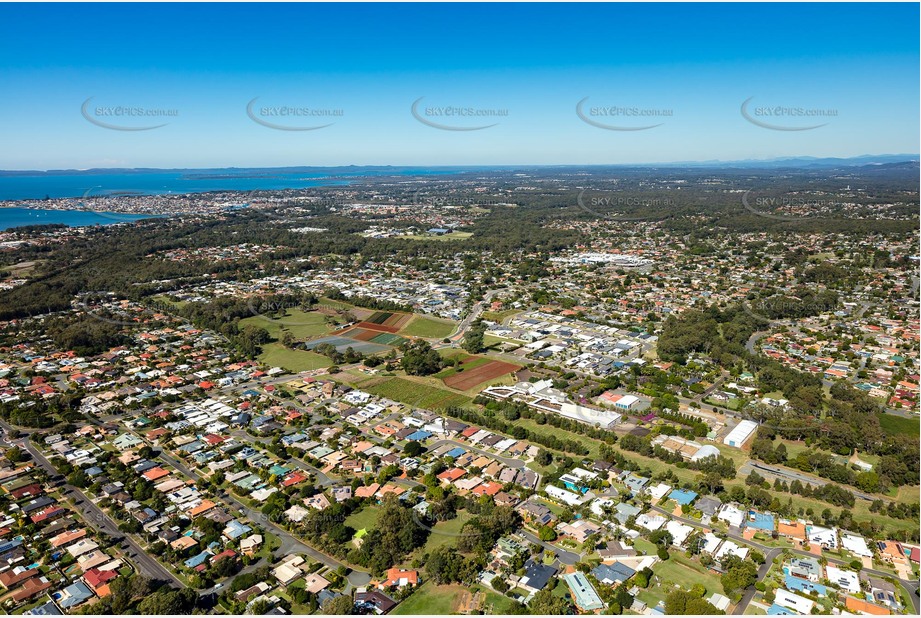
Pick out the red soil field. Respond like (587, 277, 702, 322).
(443, 360, 520, 390)
(356, 321, 400, 333)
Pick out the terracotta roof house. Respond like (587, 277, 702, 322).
(778, 520, 807, 541)
(0, 567, 39, 589)
(379, 568, 418, 589)
(845, 596, 890, 615)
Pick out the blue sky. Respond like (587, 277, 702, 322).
(0, 3, 917, 169)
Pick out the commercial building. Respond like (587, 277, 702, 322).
(723, 420, 757, 448)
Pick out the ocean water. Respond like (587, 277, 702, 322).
(0, 207, 158, 231)
(0, 171, 341, 200)
(0, 167, 467, 230)
(0, 167, 463, 200)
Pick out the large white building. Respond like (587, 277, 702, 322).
(723, 420, 758, 448)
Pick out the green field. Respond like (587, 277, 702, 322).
(434, 356, 491, 379)
(345, 505, 380, 532)
(258, 342, 332, 372)
(654, 553, 724, 596)
(241, 308, 333, 340)
(400, 231, 473, 242)
(420, 511, 474, 554)
(364, 377, 473, 410)
(482, 309, 522, 323)
(402, 315, 457, 339)
(392, 582, 466, 614)
(877, 413, 919, 437)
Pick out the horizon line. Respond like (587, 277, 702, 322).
(2, 153, 919, 174)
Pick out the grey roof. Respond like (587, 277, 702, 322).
(521, 559, 557, 591)
(592, 561, 636, 584)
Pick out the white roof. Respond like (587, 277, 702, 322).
(636, 513, 667, 531)
(825, 566, 861, 593)
(775, 590, 814, 614)
(723, 420, 758, 446)
(664, 520, 693, 546)
(840, 533, 872, 557)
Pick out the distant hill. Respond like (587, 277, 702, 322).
(0, 155, 917, 176)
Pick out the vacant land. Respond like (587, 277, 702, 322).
(258, 343, 332, 372)
(240, 308, 332, 340)
(392, 583, 466, 615)
(435, 355, 492, 379)
(877, 412, 919, 436)
(443, 358, 520, 390)
(402, 315, 457, 339)
(345, 505, 380, 532)
(363, 377, 474, 410)
(400, 231, 473, 242)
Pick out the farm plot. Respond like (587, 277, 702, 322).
(370, 332, 407, 346)
(364, 377, 473, 410)
(303, 335, 390, 355)
(442, 358, 520, 390)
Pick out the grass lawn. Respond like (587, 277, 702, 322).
(151, 294, 188, 309)
(401, 315, 457, 339)
(632, 538, 658, 556)
(653, 553, 724, 596)
(391, 582, 465, 614)
(258, 342, 332, 372)
(481, 588, 521, 613)
(482, 309, 523, 323)
(484, 334, 524, 347)
(240, 308, 332, 340)
(420, 511, 474, 553)
(363, 376, 473, 410)
(877, 413, 919, 437)
(345, 505, 380, 532)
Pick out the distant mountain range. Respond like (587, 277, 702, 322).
(0, 155, 917, 175)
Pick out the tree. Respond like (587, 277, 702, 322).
(400, 340, 444, 376)
(535, 449, 553, 467)
(721, 555, 758, 595)
(137, 590, 185, 615)
(529, 587, 572, 615)
(538, 525, 558, 542)
(425, 545, 468, 584)
(665, 590, 724, 615)
(321, 595, 354, 615)
(403, 441, 424, 457)
(462, 320, 487, 354)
